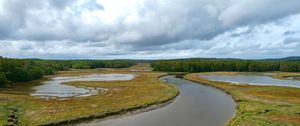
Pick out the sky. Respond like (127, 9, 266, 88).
(0, 0, 300, 59)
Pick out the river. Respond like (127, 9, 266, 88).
(79, 75, 236, 126)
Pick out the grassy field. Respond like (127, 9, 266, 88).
(185, 72, 300, 126)
(0, 68, 178, 125)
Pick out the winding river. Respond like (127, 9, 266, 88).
(79, 75, 236, 126)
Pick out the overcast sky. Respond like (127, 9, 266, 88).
(0, 0, 300, 59)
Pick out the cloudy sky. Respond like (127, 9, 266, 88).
(0, 0, 300, 59)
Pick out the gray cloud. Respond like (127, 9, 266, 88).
(283, 31, 299, 36)
(0, 0, 300, 59)
(49, 0, 75, 9)
(218, 0, 300, 27)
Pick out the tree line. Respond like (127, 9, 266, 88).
(0, 57, 133, 87)
(152, 59, 300, 73)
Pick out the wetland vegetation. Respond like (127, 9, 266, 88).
(1, 57, 300, 126)
(0, 66, 178, 125)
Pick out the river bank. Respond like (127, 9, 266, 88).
(185, 72, 300, 126)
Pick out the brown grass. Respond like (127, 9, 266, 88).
(0, 68, 178, 125)
(272, 72, 300, 81)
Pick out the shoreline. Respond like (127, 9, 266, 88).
(74, 92, 178, 126)
(41, 80, 179, 126)
(78, 74, 236, 126)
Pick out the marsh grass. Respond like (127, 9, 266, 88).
(185, 72, 300, 126)
(272, 72, 300, 81)
(0, 68, 178, 125)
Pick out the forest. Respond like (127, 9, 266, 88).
(152, 59, 300, 73)
(2, 57, 300, 87)
(0, 57, 133, 87)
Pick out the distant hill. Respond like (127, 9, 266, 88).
(2, 56, 300, 61)
(265, 56, 300, 61)
(279, 56, 300, 61)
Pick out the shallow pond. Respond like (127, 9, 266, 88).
(201, 74, 300, 88)
(80, 75, 236, 126)
(31, 74, 135, 98)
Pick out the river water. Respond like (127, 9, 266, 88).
(80, 75, 236, 126)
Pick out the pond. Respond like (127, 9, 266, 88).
(201, 73, 300, 88)
(79, 75, 236, 126)
(30, 74, 136, 99)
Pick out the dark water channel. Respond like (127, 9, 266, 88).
(80, 75, 236, 126)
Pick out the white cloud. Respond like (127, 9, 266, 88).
(0, 0, 300, 59)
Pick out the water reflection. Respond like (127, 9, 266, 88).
(31, 74, 135, 98)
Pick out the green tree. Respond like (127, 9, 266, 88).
(0, 72, 8, 87)
(29, 67, 44, 79)
(6, 68, 33, 82)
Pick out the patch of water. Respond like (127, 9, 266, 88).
(30, 74, 135, 99)
(201, 74, 300, 88)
